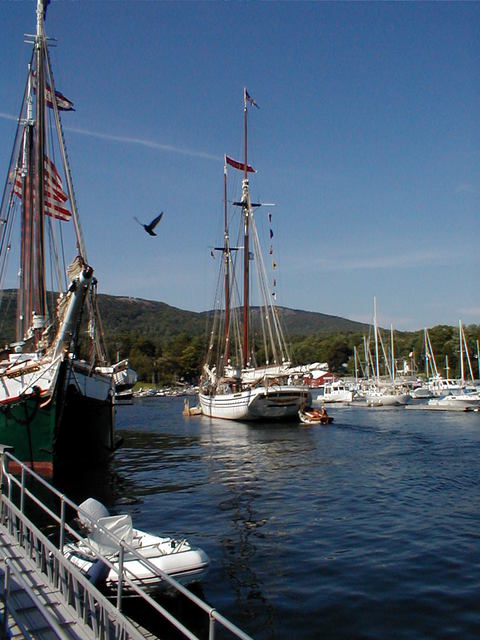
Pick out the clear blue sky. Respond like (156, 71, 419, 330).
(1, 1, 478, 331)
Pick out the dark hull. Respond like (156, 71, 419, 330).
(0, 392, 56, 475)
(0, 362, 115, 477)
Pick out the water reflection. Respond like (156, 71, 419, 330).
(49, 398, 480, 639)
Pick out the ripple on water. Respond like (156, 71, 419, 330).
(84, 400, 480, 639)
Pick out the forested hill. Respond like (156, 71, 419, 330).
(0, 289, 368, 343)
(97, 294, 370, 338)
(1, 290, 478, 383)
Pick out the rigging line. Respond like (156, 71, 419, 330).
(251, 215, 290, 364)
(251, 220, 274, 365)
(377, 329, 392, 380)
(44, 88, 68, 292)
(88, 285, 109, 364)
(0, 205, 18, 291)
(205, 255, 225, 370)
(44, 46, 87, 262)
(45, 116, 65, 294)
(251, 219, 274, 364)
(0, 55, 33, 227)
(229, 230, 244, 367)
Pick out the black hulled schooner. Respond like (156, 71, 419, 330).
(0, 0, 124, 476)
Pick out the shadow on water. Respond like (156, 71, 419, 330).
(120, 583, 211, 640)
(53, 459, 141, 511)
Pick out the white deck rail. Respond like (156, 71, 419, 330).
(0, 446, 253, 640)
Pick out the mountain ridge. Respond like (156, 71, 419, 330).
(0, 290, 370, 342)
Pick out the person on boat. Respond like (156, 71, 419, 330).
(319, 405, 328, 418)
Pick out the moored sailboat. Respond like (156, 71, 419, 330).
(199, 90, 310, 420)
(0, 0, 120, 476)
(363, 298, 410, 406)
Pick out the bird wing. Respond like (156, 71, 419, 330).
(149, 211, 163, 229)
(133, 216, 144, 227)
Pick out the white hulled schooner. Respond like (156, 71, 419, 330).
(199, 90, 310, 420)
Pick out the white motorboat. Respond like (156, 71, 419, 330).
(427, 394, 479, 412)
(428, 377, 464, 397)
(410, 386, 434, 399)
(365, 386, 410, 407)
(312, 380, 353, 404)
(64, 499, 210, 594)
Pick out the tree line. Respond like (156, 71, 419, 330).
(104, 324, 480, 386)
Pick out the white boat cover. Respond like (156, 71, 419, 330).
(77, 497, 110, 527)
(88, 514, 134, 555)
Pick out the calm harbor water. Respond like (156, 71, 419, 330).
(61, 398, 480, 639)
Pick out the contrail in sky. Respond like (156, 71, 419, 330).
(0, 112, 219, 162)
(66, 126, 220, 161)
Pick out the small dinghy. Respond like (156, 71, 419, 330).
(299, 407, 334, 425)
(63, 498, 210, 594)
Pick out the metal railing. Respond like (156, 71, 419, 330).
(0, 446, 253, 640)
(1, 553, 77, 640)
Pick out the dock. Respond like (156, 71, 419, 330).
(405, 404, 478, 412)
(0, 446, 253, 640)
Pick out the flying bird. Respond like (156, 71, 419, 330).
(134, 212, 163, 236)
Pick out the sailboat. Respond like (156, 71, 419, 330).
(0, 0, 121, 476)
(199, 90, 311, 420)
(363, 298, 410, 407)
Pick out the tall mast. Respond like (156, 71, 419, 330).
(373, 297, 380, 382)
(424, 328, 429, 378)
(459, 319, 465, 383)
(34, 0, 47, 320)
(477, 340, 480, 380)
(390, 324, 395, 382)
(17, 75, 35, 342)
(223, 160, 230, 364)
(242, 88, 250, 368)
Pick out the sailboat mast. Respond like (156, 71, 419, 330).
(34, 0, 47, 321)
(223, 161, 230, 363)
(242, 88, 250, 368)
(17, 81, 35, 342)
(477, 340, 480, 380)
(373, 297, 380, 382)
(459, 319, 465, 383)
(390, 324, 395, 382)
(423, 327, 430, 381)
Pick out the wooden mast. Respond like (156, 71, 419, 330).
(17, 79, 35, 342)
(33, 0, 47, 323)
(242, 88, 250, 369)
(223, 160, 230, 365)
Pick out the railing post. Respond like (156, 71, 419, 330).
(20, 467, 25, 514)
(59, 496, 66, 551)
(116, 542, 124, 611)
(0, 446, 14, 503)
(209, 610, 216, 640)
(3, 560, 11, 638)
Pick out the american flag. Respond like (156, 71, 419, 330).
(13, 156, 71, 222)
(245, 90, 259, 109)
(32, 72, 74, 111)
(45, 86, 75, 111)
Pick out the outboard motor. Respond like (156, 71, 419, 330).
(77, 497, 110, 529)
